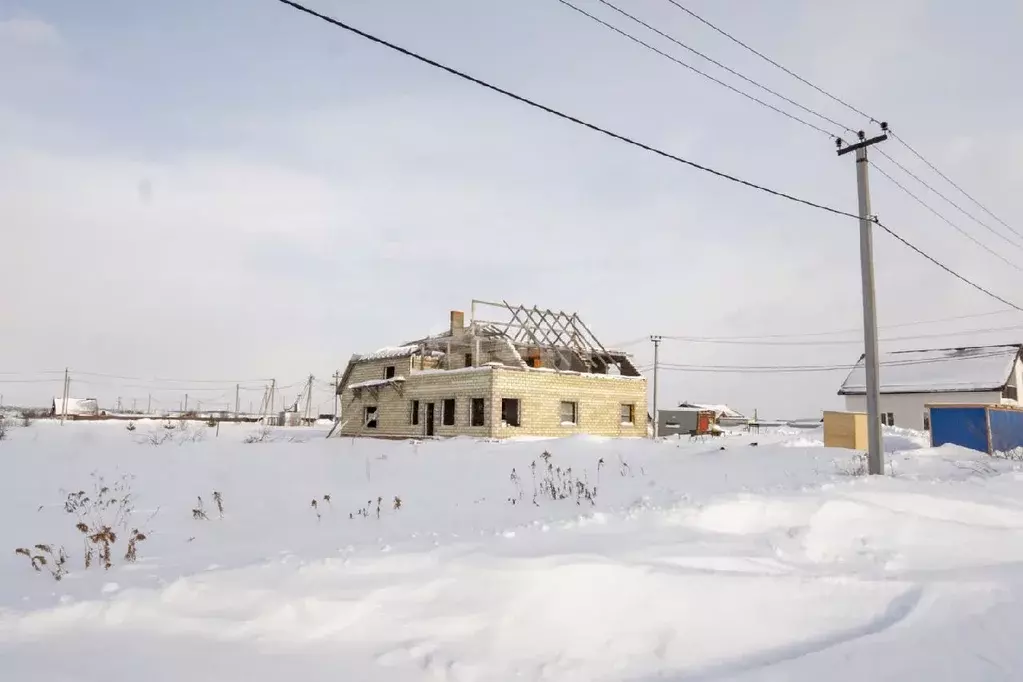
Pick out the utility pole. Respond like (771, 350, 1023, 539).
(184, 393, 189, 414)
(304, 374, 314, 422)
(269, 379, 277, 421)
(838, 126, 888, 475)
(132, 398, 137, 413)
(147, 393, 151, 415)
(235, 384, 240, 417)
(61, 368, 69, 425)
(650, 335, 662, 439)
(332, 369, 342, 421)
(116, 397, 122, 413)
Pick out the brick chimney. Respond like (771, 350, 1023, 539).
(450, 310, 465, 336)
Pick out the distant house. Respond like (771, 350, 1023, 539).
(52, 397, 100, 418)
(838, 344, 1023, 431)
(336, 301, 647, 439)
(677, 401, 748, 427)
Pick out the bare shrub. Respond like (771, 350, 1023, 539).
(143, 430, 174, 446)
(192, 496, 209, 520)
(212, 491, 224, 518)
(15, 545, 68, 581)
(836, 452, 868, 477)
(993, 448, 1023, 462)
(516, 451, 597, 507)
(508, 468, 523, 505)
(348, 495, 401, 519)
(176, 422, 205, 444)
(126, 421, 137, 432)
(244, 426, 274, 444)
(311, 499, 320, 521)
(0, 419, 6, 441)
(124, 528, 147, 563)
(58, 473, 152, 573)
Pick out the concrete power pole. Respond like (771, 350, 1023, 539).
(332, 370, 342, 421)
(60, 368, 69, 425)
(304, 374, 314, 422)
(650, 335, 662, 439)
(235, 384, 240, 417)
(147, 394, 151, 415)
(838, 127, 888, 475)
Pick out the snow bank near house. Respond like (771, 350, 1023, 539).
(1, 421, 1022, 680)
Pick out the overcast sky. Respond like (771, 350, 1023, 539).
(3, 0, 1023, 417)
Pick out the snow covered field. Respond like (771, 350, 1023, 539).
(2, 420, 1023, 681)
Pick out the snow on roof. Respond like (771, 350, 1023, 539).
(839, 344, 1021, 395)
(348, 377, 407, 390)
(678, 402, 745, 418)
(525, 367, 645, 381)
(356, 346, 421, 362)
(52, 398, 99, 415)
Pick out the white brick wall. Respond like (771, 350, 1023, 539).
(339, 362, 647, 439)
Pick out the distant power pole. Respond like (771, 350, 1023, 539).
(60, 368, 70, 425)
(184, 393, 189, 414)
(235, 384, 240, 416)
(837, 126, 888, 475)
(132, 398, 137, 413)
(332, 369, 342, 421)
(304, 374, 314, 421)
(650, 336, 662, 439)
(147, 394, 151, 415)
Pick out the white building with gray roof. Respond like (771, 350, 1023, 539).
(838, 344, 1023, 431)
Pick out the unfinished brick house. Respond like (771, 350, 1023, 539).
(335, 301, 647, 439)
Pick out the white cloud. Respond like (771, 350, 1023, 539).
(0, 18, 61, 48)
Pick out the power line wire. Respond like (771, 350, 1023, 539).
(551, 1, 829, 139)
(649, 309, 1020, 342)
(656, 349, 1014, 374)
(273, 0, 858, 220)
(274, 0, 1023, 318)
(870, 161, 1023, 273)
(0, 378, 64, 384)
(74, 371, 270, 384)
(662, 322, 1023, 346)
(890, 132, 1022, 241)
(660, 0, 880, 125)
(873, 217, 1023, 313)
(564, 0, 856, 137)
(659, 0, 1021, 250)
(875, 148, 1023, 251)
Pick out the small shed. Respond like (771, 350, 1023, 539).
(928, 403, 1023, 455)
(823, 410, 868, 450)
(52, 397, 100, 418)
(658, 408, 715, 436)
